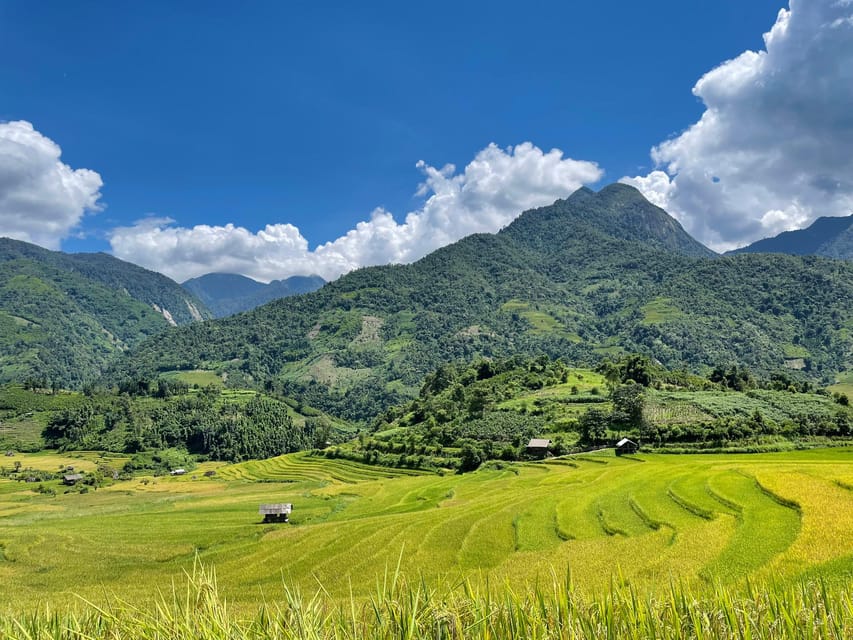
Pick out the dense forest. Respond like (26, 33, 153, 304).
(0, 382, 342, 465)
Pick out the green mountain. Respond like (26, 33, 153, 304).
(182, 272, 325, 318)
(109, 184, 853, 423)
(728, 214, 853, 259)
(0, 237, 212, 388)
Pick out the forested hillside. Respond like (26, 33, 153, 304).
(0, 238, 211, 388)
(108, 184, 853, 423)
(332, 354, 851, 472)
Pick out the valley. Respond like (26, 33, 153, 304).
(0, 186, 851, 637)
(5, 1, 853, 634)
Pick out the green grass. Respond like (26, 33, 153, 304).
(500, 299, 581, 339)
(0, 449, 852, 613)
(829, 370, 853, 398)
(782, 344, 811, 359)
(0, 416, 44, 451)
(218, 451, 425, 483)
(281, 354, 372, 390)
(162, 369, 223, 387)
(497, 368, 607, 412)
(641, 296, 683, 324)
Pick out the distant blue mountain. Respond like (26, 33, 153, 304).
(182, 272, 325, 318)
(728, 214, 853, 259)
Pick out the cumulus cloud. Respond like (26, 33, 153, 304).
(622, 0, 853, 251)
(0, 121, 103, 249)
(110, 142, 602, 282)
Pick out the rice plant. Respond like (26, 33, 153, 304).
(2, 562, 852, 639)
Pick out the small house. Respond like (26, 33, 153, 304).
(5, 450, 15, 457)
(63, 473, 83, 485)
(615, 438, 639, 456)
(170, 468, 187, 476)
(526, 438, 552, 458)
(259, 503, 292, 524)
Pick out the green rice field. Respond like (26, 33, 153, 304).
(1, 448, 852, 613)
(830, 370, 853, 398)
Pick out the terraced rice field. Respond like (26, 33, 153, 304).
(218, 451, 425, 483)
(0, 448, 852, 611)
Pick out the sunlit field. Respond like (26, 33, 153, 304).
(1, 449, 852, 614)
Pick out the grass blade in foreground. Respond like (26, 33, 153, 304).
(2, 563, 852, 639)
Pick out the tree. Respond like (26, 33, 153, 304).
(466, 388, 489, 419)
(578, 409, 609, 445)
(599, 360, 622, 392)
(622, 355, 654, 387)
(710, 364, 754, 391)
(610, 382, 645, 429)
(459, 442, 485, 472)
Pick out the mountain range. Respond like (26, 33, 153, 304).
(182, 273, 325, 318)
(730, 214, 853, 259)
(0, 238, 212, 388)
(106, 184, 853, 422)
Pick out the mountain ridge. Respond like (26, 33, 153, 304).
(108, 185, 853, 423)
(0, 237, 212, 387)
(182, 272, 326, 318)
(728, 214, 853, 259)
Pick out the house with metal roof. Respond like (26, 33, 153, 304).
(526, 438, 552, 458)
(615, 437, 639, 455)
(259, 503, 292, 523)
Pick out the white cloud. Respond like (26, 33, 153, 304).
(622, 0, 853, 251)
(110, 142, 602, 282)
(0, 121, 103, 249)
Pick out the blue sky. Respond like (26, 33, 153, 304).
(1, 1, 852, 281)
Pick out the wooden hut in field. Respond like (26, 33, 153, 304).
(615, 438, 639, 456)
(170, 468, 187, 476)
(63, 473, 83, 485)
(259, 503, 292, 523)
(526, 438, 552, 458)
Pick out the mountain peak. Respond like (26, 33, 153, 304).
(597, 182, 644, 199)
(504, 183, 715, 258)
(566, 186, 596, 201)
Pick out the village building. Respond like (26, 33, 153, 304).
(615, 438, 639, 455)
(63, 473, 83, 485)
(526, 438, 552, 458)
(259, 503, 292, 523)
